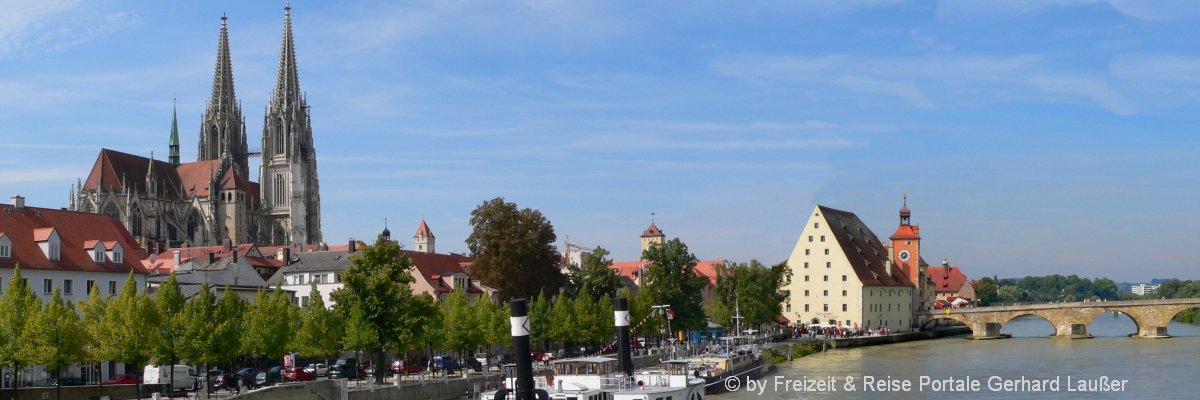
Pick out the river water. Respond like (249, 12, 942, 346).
(722, 314, 1200, 399)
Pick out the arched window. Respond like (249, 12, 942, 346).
(102, 202, 120, 220)
(129, 205, 143, 236)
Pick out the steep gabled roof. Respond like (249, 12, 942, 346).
(640, 222, 664, 238)
(83, 149, 182, 196)
(929, 265, 971, 293)
(414, 220, 434, 238)
(818, 205, 909, 286)
(0, 203, 148, 273)
(405, 250, 478, 293)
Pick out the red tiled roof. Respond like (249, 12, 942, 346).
(890, 225, 920, 240)
(610, 259, 724, 285)
(414, 220, 434, 238)
(0, 203, 148, 273)
(83, 149, 182, 195)
(640, 222, 664, 238)
(928, 265, 970, 293)
(818, 205, 910, 286)
(176, 160, 221, 198)
(403, 250, 478, 293)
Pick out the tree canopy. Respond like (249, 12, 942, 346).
(710, 260, 788, 327)
(294, 283, 344, 360)
(466, 197, 564, 301)
(331, 235, 432, 383)
(566, 246, 621, 301)
(640, 238, 708, 331)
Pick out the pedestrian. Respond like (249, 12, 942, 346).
(236, 374, 244, 394)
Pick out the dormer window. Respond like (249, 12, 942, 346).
(0, 233, 11, 259)
(453, 275, 468, 289)
(92, 241, 106, 264)
(111, 243, 123, 264)
(34, 228, 60, 262)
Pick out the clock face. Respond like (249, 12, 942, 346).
(898, 250, 911, 262)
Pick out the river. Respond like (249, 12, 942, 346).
(723, 314, 1200, 399)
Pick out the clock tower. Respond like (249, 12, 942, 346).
(889, 193, 922, 285)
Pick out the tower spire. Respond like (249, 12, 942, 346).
(272, 2, 302, 113)
(198, 12, 248, 178)
(169, 98, 180, 166)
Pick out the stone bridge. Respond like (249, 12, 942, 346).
(916, 298, 1200, 339)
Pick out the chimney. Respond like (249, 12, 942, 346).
(223, 238, 233, 252)
(11, 195, 25, 211)
(885, 259, 893, 278)
(173, 251, 182, 268)
(278, 247, 291, 265)
(232, 249, 238, 263)
(348, 239, 357, 254)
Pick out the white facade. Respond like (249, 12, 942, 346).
(782, 205, 915, 331)
(1131, 283, 1160, 296)
(282, 270, 341, 307)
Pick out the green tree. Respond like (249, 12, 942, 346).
(331, 235, 435, 384)
(713, 260, 787, 327)
(19, 287, 85, 391)
(439, 287, 483, 360)
(178, 282, 215, 368)
(212, 285, 245, 368)
(566, 246, 621, 301)
(151, 273, 186, 382)
(473, 296, 507, 368)
(529, 291, 552, 348)
(0, 265, 40, 389)
(78, 284, 109, 376)
(466, 197, 564, 301)
(98, 271, 158, 372)
(974, 277, 998, 306)
(242, 285, 295, 361)
(294, 283, 344, 362)
(640, 238, 708, 331)
(702, 294, 732, 328)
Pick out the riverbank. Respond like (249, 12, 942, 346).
(763, 326, 971, 362)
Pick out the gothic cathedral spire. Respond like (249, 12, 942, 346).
(261, 3, 322, 245)
(198, 13, 249, 179)
(169, 98, 180, 166)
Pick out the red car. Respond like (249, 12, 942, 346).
(103, 374, 142, 385)
(282, 367, 316, 382)
(390, 361, 422, 375)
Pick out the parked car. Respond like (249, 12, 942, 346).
(361, 362, 376, 376)
(282, 367, 316, 382)
(430, 356, 461, 373)
(390, 360, 423, 375)
(262, 366, 284, 386)
(464, 358, 483, 373)
(103, 373, 143, 385)
(328, 363, 364, 379)
(303, 363, 328, 377)
(234, 368, 265, 389)
(58, 377, 87, 386)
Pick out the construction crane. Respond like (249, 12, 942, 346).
(563, 236, 593, 269)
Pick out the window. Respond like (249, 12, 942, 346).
(808, 236, 813, 242)
(823, 275, 829, 282)
(44, 279, 52, 294)
(842, 290, 847, 296)
(823, 304, 829, 312)
(94, 248, 105, 263)
(822, 290, 828, 297)
(86, 280, 95, 294)
(804, 304, 810, 312)
(814, 223, 820, 229)
(826, 262, 831, 268)
(786, 304, 791, 312)
(820, 235, 825, 242)
(113, 248, 123, 264)
(842, 304, 847, 312)
(334, 273, 340, 283)
(824, 249, 829, 255)
(312, 274, 324, 284)
(842, 275, 847, 281)
(805, 249, 810, 255)
(0, 235, 9, 258)
(300, 296, 310, 307)
(804, 262, 809, 269)
(804, 290, 809, 297)
(804, 275, 809, 282)
(50, 242, 61, 261)
(109, 281, 117, 295)
(64, 280, 73, 295)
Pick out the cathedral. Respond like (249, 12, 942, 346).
(71, 6, 322, 249)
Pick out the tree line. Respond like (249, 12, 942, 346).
(973, 274, 1120, 305)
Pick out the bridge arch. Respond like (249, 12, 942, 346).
(1086, 310, 1140, 337)
(1000, 313, 1056, 338)
(1168, 307, 1200, 337)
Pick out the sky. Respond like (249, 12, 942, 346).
(1, 0, 1198, 282)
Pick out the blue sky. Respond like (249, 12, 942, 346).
(2, 0, 1198, 282)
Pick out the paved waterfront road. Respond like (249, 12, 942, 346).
(725, 315, 1200, 399)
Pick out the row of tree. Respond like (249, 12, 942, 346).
(974, 274, 1120, 305)
(1146, 280, 1200, 323)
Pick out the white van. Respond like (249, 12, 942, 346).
(144, 364, 196, 391)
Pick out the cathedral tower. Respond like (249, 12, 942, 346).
(260, 4, 322, 245)
(640, 220, 665, 255)
(197, 14, 249, 179)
